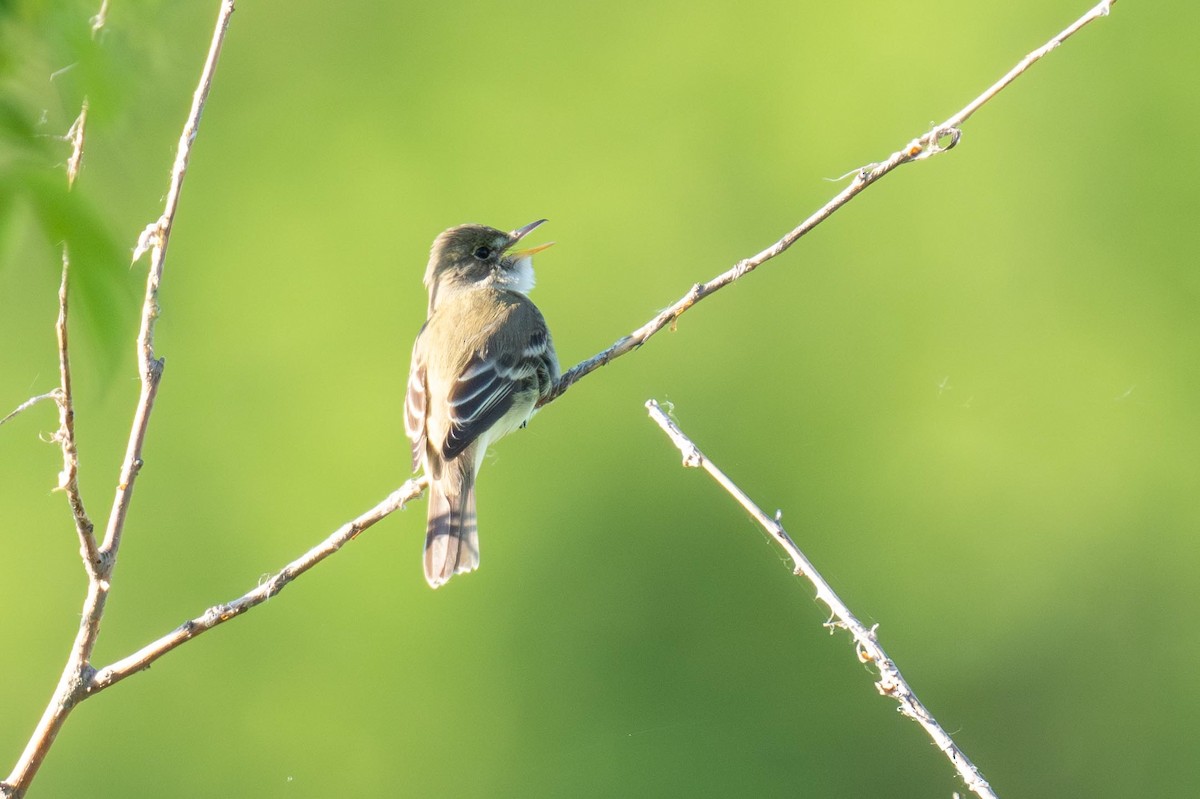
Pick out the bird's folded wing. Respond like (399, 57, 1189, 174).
(442, 350, 524, 461)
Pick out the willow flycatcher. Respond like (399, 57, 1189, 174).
(405, 219, 559, 588)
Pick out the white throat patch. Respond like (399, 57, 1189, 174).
(506, 256, 537, 295)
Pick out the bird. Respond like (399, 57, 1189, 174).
(404, 219, 559, 588)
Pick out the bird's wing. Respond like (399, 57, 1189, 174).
(442, 313, 553, 462)
(404, 325, 429, 472)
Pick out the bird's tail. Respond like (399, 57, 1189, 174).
(424, 463, 479, 589)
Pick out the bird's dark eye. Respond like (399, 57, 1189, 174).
(472, 246, 491, 261)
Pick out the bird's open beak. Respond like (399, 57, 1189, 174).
(508, 218, 555, 258)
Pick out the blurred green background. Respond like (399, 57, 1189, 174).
(2, 0, 1197, 796)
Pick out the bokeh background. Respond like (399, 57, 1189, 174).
(2, 1, 1197, 796)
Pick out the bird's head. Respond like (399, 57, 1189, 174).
(424, 219, 554, 311)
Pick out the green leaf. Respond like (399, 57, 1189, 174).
(17, 167, 134, 375)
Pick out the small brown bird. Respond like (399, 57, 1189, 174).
(404, 220, 559, 588)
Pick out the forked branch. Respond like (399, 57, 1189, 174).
(2, 2, 236, 796)
(89, 478, 426, 692)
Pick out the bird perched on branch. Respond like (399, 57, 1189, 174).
(405, 220, 559, 588)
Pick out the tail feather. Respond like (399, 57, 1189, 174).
(424, 466, 479, 589)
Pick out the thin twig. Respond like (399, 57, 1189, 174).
(90, 0, 109, 39)
(2, 4, 236, 796)
(542, 0, 1116, 406)
(119, 0, 234, 556)
(52, 247, 99, 570)
(89, 478, 427, 692)
(0, 393, 58, 428)
(943, 0, 1116, 130)
(645, 400, 998, 799)
(64, 101, 87, 189)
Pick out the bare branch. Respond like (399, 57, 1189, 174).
(543, 0, 1117, 406)
(116, 0, 235, 557)
(943, 0, 1116, 131)
(52, 247, 99, 570)
(3, 3, 237, 796)
(90, 478, 427, 692)
(645, 400, 998, 799)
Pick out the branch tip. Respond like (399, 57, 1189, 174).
(645, 402, 998, 798)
